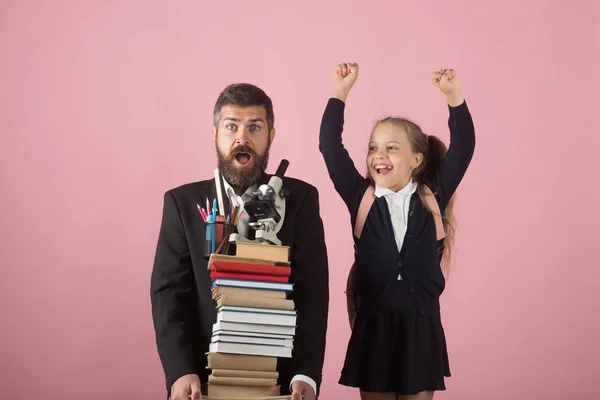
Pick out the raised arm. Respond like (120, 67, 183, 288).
(318, 63, 369, 218)
(430, 69, 476, 212)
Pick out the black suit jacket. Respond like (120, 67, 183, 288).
(150, 173, 329, 396)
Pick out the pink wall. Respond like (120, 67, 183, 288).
(1, 1, 598, 399)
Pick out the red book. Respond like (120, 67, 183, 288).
(210, 270, 290, 283)
(211, 260, 291, 277)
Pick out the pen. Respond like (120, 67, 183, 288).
(212, 198, 217, 253)
(230, 205, 239, 224)
(196, 203, 207, 222)
(235, 209, 244, 224)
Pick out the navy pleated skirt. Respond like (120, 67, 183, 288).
(339, 306, 450, 395)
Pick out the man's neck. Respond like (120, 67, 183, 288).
(232, 185, 250, 196)
(228, 174, 267, 196)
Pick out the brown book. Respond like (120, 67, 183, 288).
(208, 376, 277, 387)
(212, 286, 287, 300)
(208, 254, 290, 270)
(235, 242, 289, 263)
(207, 384, 280, 397)
(206, 352, 277, 372)
(215, 294, 295, 310)
(210, 369, 279, 379)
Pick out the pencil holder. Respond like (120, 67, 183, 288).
(204, 218, 237, 259)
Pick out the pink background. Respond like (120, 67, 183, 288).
(1, 1, 598, 399)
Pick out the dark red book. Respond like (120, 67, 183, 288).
(209, 270, 290, 283)
(211, 260, 291, 277)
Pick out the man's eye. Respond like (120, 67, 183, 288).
(226, 124, 236, 130)
(250, 125, 261, 132)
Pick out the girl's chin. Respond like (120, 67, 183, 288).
(371, 173, 394, 186)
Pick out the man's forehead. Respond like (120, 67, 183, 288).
(220, 105, 267, 122)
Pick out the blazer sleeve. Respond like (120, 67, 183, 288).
(434, 100, 476, 212)
(289, 185, 330, 394)
(319, 97, 370, 224)
(150, 190, 198, 391)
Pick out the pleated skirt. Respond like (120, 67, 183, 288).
(339, 307, 450, 395)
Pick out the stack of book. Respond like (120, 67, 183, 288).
(204, 242, 295, 400)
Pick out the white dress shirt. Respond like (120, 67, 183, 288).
(220, 178, 318, 395)
(374, 179, 418, 280)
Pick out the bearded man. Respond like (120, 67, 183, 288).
(150, 83, 329, 400)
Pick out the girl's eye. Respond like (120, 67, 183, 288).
(368, 146, 376, 151)
(387, 146, 397, 150)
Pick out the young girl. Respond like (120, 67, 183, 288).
(319, 63, 475, 400)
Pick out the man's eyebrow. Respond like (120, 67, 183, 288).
(223, 117, 265, 123)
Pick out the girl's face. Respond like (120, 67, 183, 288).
(367, 122, 423, 192)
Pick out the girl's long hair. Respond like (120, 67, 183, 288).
(371, 117, 456, 274)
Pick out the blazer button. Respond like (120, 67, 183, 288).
(397, 261, 402, 267)
(406, 234, 412, 239)
(409, 211, 414, 216)
(418, 308, 425, 316)
(409, 287, 416, 294)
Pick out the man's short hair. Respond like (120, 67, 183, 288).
(213, 83, 274, 132)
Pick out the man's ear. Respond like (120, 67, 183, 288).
(212, 126, 217, 143)
(269, 127, 276, 144)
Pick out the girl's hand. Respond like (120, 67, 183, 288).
(331, 62, 359, 102)
(432, 69, 464, 106)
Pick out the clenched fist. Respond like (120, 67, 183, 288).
(291, 380, 316, 400)
(331, 62, 359, 102)
(170, 374, 201, 400)
(432, 69, 464, 107)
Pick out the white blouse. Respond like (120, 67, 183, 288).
(375, 179, 418, 279)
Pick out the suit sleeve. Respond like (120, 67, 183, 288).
(150, 191, 198, 391)
(289, 185, 329, 394)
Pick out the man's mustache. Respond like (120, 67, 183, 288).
(230, 145, 257, 159)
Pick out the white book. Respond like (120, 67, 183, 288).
(212, 329, 293, 340)
(213, 278, 294, 293)
(210, 341, 293, 358)
(212, 321, 296, 336)
(212, 334, 293, 347)
(218, 305, 297, 316)
(217, 309, 296, 327)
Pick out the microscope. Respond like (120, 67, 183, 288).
(229, 159, 289, 246)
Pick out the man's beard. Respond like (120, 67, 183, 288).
(217, 143, 270, 193)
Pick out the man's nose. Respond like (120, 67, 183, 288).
(234, 127, 249, 145)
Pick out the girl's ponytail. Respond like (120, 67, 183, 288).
(373, 117, 458, 275)
(416, 134, 456, 274)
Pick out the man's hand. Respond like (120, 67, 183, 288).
(432, 68, 464, 107)
(170, 374, 201, 400)
(291, 380, 316, 400)
(331, 62, 359, 102)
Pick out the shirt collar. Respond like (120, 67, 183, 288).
(374, 179, 418, 198)
(221, 176, 257, 204)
